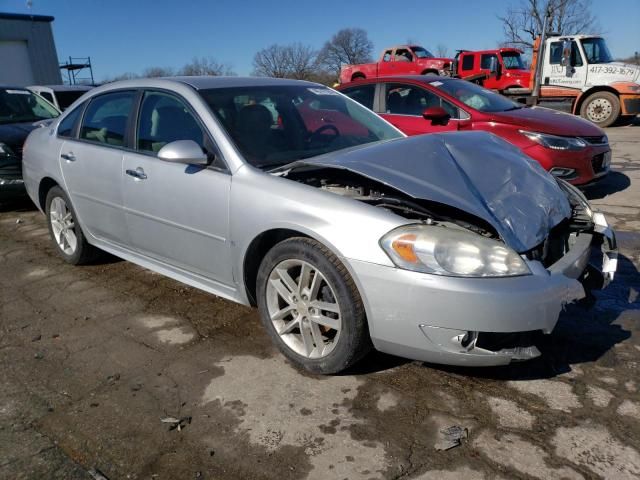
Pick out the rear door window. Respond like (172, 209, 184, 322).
(461, 55, 475, 71)
(80, 91, 135, 146)
(340, 84, 376, 110)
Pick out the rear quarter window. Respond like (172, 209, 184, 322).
(57, 103, 84, 138)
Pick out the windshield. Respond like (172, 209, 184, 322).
(0, 88, 59, 125)
(431, 79, 523, 112)
(580, 37, 614, 64)
(199, 85, 402, 168)
(502, 52, 525, 70)
(411, 47, 434, 58)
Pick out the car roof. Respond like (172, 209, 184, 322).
(170, 76, 321, 90)
(338, 75, 458, 88)
(88, 76, 323, 95)
(28, 85, 94, 92)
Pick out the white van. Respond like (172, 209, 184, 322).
(27, 85, 93, 111)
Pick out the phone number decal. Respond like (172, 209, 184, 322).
(589, 65, 636, 75)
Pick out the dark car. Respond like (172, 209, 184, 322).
(0, 86, 59, 198)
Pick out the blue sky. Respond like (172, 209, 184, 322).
(1, 0, 638, 80)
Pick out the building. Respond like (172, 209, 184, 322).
(0, 12, 62, 85)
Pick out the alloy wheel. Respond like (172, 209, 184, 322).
(266, 259, 342, 359)
(49, 196, 78, 255)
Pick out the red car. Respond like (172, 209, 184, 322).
(337, 76, 610, 186)
(339, 45, 452, 84)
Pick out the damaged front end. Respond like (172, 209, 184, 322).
(274, 132, 617, 366)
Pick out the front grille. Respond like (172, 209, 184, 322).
(592, 153, 606, 173)
(580, 135, 607, 145)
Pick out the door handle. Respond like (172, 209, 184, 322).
(125, 167, 147, 180)
(61, 152, 76, 162)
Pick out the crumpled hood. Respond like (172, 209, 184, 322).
(287, 131, 571, 252)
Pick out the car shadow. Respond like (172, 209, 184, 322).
(583, 171, 631, 200)
(0, 191, 38, 213)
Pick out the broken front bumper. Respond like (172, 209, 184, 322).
(347, 214, 617, 367)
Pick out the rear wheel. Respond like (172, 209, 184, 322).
(256, 237, 372, 374)
(580, 91, 620, 128)
(45, 186, 99, 265)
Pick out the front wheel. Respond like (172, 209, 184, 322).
(580, 91, 620, 128)
(45, 186, 99, 265)
(256, 237, 372, 374)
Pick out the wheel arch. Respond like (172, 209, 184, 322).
(243, 228, 312, 307)
(351, 72, 366, 81)
(421, 69, 439, 75)
(573, 86, 619, 115)
(240, 227, 371, 321)
(38, 177, 60, 211)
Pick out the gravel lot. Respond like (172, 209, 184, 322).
(1, 123, 639, 480)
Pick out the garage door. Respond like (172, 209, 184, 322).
(0, 40, 35, 85)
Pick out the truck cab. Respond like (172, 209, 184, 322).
(456, 49, 531, 92)
(537, 35, 640, 127)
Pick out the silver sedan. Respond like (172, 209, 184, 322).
(22, 77, 617, 374)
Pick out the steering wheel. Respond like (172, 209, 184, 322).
(307, 124, 340, 146)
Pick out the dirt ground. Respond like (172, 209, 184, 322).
(1, 123, 639, 480)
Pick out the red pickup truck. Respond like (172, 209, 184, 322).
(454, 48, 531, 93)
(339, 45, 452, 84)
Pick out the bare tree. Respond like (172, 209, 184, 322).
(317, 28, 374, 75)
(142, 66, 175, 78)
(181, 57, 235, 76)
(253, 43, 318, 80)
(435, 44, 449, 57)
(499, 0, 598, 49)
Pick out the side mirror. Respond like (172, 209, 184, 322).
(157, 140, 208, 165)
(488, 56, 502, 78)
(422, 106, 451, 126)
(561, 40, 571, 67)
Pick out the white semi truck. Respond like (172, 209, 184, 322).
(531, 34, 640, 127)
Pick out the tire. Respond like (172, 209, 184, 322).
(256, 237, 372, 374)
(45, 186, 100, 265)
(580, 91, 620, 128)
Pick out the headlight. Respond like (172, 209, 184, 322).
(0, 142, 17, 157)
(556, 178, 593, 218)
(520, 130, 587, 151)
(380, 224, 531, 277)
